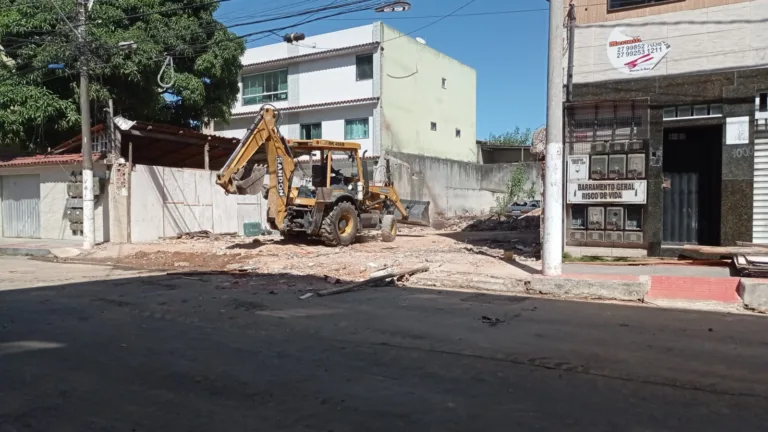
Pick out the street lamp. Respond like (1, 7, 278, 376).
(375, 1, 411, 12)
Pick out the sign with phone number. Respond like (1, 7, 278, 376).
(607, 28, 670, 74)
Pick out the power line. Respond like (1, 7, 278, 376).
(327, 8, 549, 20)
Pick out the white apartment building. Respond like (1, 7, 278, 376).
(212, 22, 478, 162)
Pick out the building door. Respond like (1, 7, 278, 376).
(662, 126, 722, 245)
(1, 174, 41, 238)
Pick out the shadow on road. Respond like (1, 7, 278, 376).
(1, 267, 767, 431)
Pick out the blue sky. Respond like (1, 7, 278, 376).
(214, 0, 550, 139)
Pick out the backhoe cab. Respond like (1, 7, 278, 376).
(215, 106, 430, 246)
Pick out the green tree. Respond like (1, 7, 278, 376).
(0, 0, 244, 151)
(487, 126, 532, 146)
(493, 163, 536, 216)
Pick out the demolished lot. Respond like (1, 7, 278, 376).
(73, 214, 541, 295)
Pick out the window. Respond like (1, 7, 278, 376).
(760, 93, 768, 112)
(442, 78, 447, 89)
(608, 0, 677, 11)
(356, 54, 373, 81)
(663, 104, 724, 120)
(300, 123, 322, 140)
(455, 128, 461, 138)
(430, 122, 437, 131)
(242, 69, 288, 105)
(344, 118, 369, 140)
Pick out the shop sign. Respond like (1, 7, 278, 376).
(607, 28, 670, 74)
(567, 180, 647, 204)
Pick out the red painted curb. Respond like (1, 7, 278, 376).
(647, 276, 741, 303)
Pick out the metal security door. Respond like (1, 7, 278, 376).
(662, 172, 698, 244)
(1, 174, 41, 238)
(753, 139, 768, 243)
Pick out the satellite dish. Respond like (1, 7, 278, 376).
(415, 37, 426, 45)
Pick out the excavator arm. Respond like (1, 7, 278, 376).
(215, 106, 295, 230)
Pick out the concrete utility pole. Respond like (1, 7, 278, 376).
(76, 0, 95, 249)
(542, 0, 565, 276)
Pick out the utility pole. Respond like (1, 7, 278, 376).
(76, 0, 95, 249)
(542, 0, 564, 276)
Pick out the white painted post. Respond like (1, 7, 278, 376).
(543, 0, 564, 276)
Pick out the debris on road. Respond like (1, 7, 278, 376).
(481, 316, 505, 326)
(299, 293, 315, 300)
(316, 266, 430, 297)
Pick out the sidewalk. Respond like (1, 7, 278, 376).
(412, 259, 768, 314)
(0, 238, 82, 258)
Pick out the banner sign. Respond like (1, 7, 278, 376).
(607, 28, 670, 74)
(567, 180, 647, 204)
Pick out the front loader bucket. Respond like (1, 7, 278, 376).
(233, 164, 267, 195)
(396, 199, 431, 227)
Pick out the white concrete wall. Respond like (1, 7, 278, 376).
(130, 165, 266, 243)
(572, 0, 768, 83)
(215, 104, 377, 155)
(0, 163, 108, 242)
(380, 24, 477, 162)
(297, 54, 375, 105)
(241, 24, 377, 65)
(386, 151, 542, 216)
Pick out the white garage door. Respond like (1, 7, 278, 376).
(1, 174, 41, 238)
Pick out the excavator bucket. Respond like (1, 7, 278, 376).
(233, 164, 267, 195)
(396, 199, 431, 227)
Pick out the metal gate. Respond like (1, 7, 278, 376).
(753, 139, 768, 243)
(1, 174, 41, 238)
(662, 172, 698, 244)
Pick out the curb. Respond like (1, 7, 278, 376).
(529, 275, 648, 301)
(739, 279, 768, 312)
(0, 247, 53, 257)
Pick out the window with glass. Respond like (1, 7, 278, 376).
(300, 123, 322, 140)
(344, 119, 369, 140)
(242, 69, 288, 105)
(608, 0, 676, 11)
(356, 54, 373, 81)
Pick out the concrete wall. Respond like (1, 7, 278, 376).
(380, 24, 477, 162)
(241, 24, 377, 65)
(572, 0, 768, 84)
(216, 105, 377, 155)
(130, 165, 266, 243)
(0, 163, 109, 242)
(385, 151, 541, 216)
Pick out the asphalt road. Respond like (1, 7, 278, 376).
(1, 257, 768, 431)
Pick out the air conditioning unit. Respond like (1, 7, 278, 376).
(627, 141, 644, 151)
(588, 207, 605, 230)
(591, 142, 608, 153)
(605, 231, 624, 242)
(570, 230, 587, 242)
(608, 142, 626, 153)
(588, 231, 605, 242)
(624, 232, 643, 243)
(590, 155, 608, 179)
(605, 207, 624, 230)
(627, 154, 645, 179)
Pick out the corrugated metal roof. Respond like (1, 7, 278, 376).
(0, 153, 103, 168)
(233, 97, 379, 118)
(242, 42, 379, 69)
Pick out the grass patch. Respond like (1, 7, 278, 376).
(562, 253, 632, 263)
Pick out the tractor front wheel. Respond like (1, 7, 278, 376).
(381, 215, 397, 242)
(320, 202, 359, 246)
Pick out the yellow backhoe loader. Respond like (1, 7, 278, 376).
(215, 106, 430, 246)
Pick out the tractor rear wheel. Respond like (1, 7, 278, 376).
(381, 215, 397, 242)
(320, 202, 359, 246)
